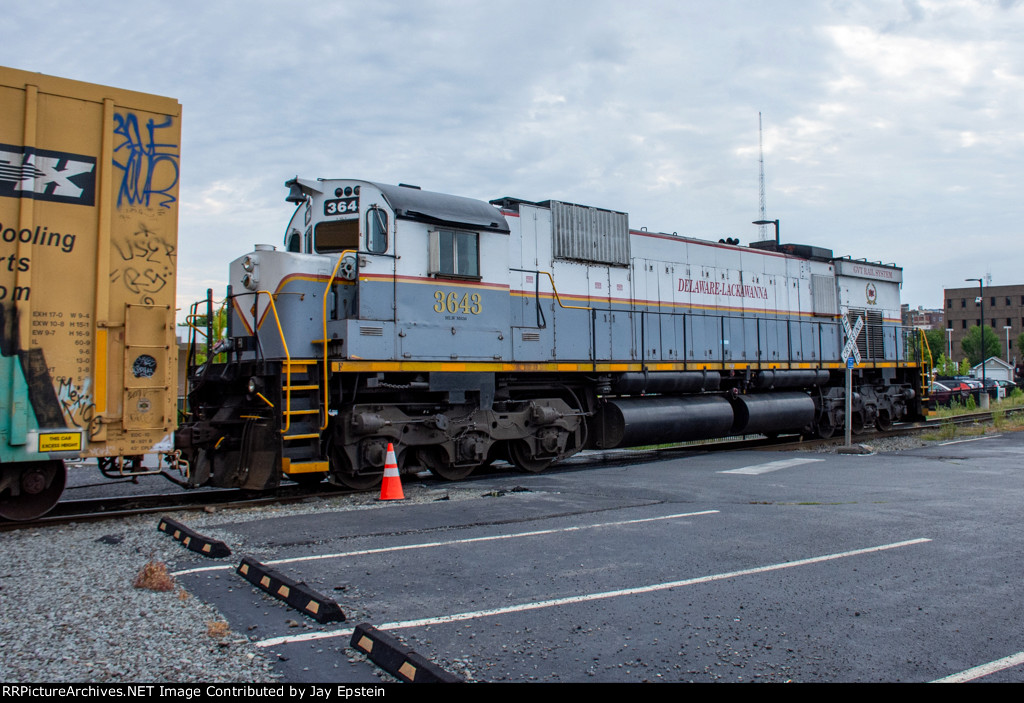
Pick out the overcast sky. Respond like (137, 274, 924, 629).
(5, 0, 1023, 314)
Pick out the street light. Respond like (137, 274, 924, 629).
(752, 219, 779, 247)
(966, 278, 987, 407)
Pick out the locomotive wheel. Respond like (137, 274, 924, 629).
(815, 415, 835, 439)
(327, 440, 382, 490)
(335, 468, 382, 491)
(507, 440, 553, 474)
(419, 447, 475, 481)
(0, 461, 66, 521)
(875, 409, 893, 432)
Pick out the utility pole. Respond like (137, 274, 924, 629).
(966, 278, 988, 408)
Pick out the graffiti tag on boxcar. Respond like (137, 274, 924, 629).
(56, 376, 100, 438)
(112, 112, 179, 209)
(110, 224, 176, 304)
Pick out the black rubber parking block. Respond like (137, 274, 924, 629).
(350, 622, 462, 683)
(236, 556, 345, 623)
(157, 516, 231, 558)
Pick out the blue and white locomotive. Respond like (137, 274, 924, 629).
(179, 178, 925, 489)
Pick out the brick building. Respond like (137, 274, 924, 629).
(901, 304, 944, 329)
(943, 283, 1024, 364)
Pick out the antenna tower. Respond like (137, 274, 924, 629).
(758, 112, 767, 241)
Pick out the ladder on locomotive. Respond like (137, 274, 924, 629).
(276, 248, 352, 474)
(280, 359, 327, 474)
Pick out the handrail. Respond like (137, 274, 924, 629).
(918, 327, 934, 368)
(918, 328, 933, 400)
(320, 249, 356, 430)
(536, 270, 592, 311)
(183, 295, 213, 414)
(251, 290, 293, 434)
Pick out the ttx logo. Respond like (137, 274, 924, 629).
(0, 144, 96, 206)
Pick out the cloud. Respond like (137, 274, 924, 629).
(3, 0, 1024, 312)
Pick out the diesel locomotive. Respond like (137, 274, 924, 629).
(178, 177, 927, 490)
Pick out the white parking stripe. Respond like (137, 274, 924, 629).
(719, 457, 824, 475)
(171, 510, 720, 576)
(939, 434, 1001, 446)
(931, 650, 1024, 683)
(254, 537, 931, 648)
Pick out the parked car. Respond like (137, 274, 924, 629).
(954, 376, 983, 390)
(929, 381, 971, 407)
(983, 378, 1017, 399)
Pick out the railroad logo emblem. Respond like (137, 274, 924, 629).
(865, 282, 877, 305)
(0, 143, 96, 206)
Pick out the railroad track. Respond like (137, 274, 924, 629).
(0, 484, 357, 532)
(5, 406, 1019, 531)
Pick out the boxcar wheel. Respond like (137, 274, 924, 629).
(0, 461, 66, 521)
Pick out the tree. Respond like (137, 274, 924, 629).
(960, 324, 1001, 367)
(178, 305, 227, 365)
(923, 329, 947, 361)
(935, 354, 959, 377)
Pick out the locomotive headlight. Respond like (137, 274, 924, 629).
(241, 271, 259, 290)
(241, 254, 259, 272)
(247, 376, 263, 394)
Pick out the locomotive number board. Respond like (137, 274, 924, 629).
(324, 197, 359, 216)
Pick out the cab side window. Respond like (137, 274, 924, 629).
(429, 229, 479, 278)
(367, 208, 388, 254)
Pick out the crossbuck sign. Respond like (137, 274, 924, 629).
(842, 315, 864, 365)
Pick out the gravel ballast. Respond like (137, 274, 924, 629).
(0, 480, 482, 683)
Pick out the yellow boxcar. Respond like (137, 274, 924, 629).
(0, 66, 180, 519)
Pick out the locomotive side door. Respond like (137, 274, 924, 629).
(639, 259, 662, 360)
(357, 200, 396, 323)
(588, 265, 612, 361)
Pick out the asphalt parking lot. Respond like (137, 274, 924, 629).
(170, 433, 1024, 682)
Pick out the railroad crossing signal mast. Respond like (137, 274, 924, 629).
(842, 314, 864, 446)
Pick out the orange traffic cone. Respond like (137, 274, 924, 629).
(379, 443, 404, 500)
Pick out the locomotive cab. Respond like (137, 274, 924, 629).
(228, 179, 397, 357)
